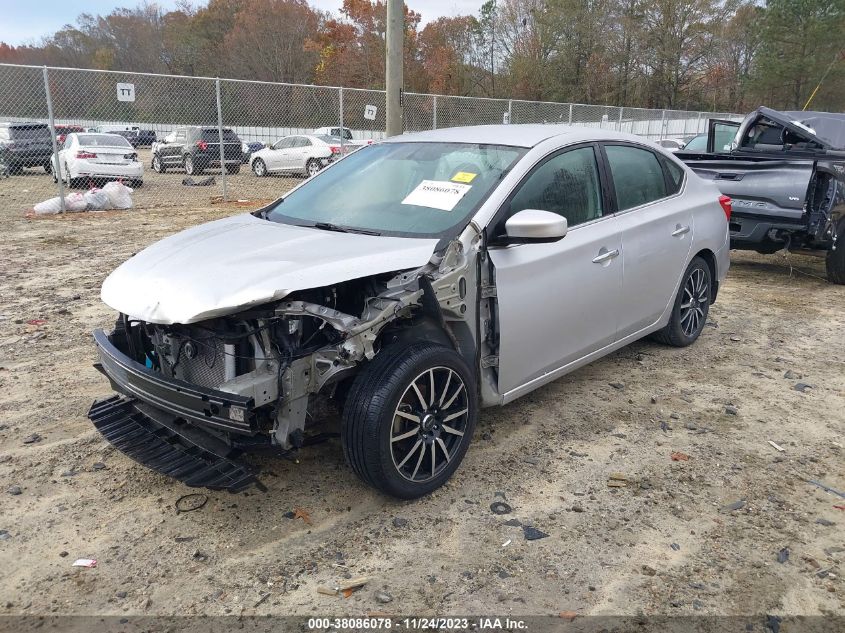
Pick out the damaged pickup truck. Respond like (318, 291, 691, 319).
(89, 125, 729, 498)
(678, 107, 845, 283)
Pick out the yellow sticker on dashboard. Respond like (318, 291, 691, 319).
(451, 171, 477, 183)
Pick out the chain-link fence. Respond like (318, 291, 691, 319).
(0, 63, 743, 213)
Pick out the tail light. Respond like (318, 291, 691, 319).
(718, 195, 732, 221)
(196, 140, 208, 151)
(76, 151, 97, 159)
(329, 145, 341, 154)
(57, 134, 66, 143)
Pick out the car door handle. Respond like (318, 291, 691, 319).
(672, 225, 691, 237)
(592, 248, 620, 264)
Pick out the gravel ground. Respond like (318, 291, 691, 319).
(1, 148, 301, 213)
(0, 192, 843, 622)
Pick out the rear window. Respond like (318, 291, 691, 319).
(661, 157, 685, 194)
(605, 144, 667, 210)
(77, 134, 133, 148)
(201, 128, 240, 142)
(10, 125, 50, 140)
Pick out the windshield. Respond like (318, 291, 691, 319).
(78, 134, 134, 148)
(265, 142, 526, 238)
(10, 126, 50, 140)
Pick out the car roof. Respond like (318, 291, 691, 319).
(383, 124, 653, 148)
(1, 121, 48, 128)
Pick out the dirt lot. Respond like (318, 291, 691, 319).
(1, 148, 302, 213)
(0, 191, 843, 622)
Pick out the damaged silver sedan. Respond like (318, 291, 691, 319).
(89, 125, 730, 498)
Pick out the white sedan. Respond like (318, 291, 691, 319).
(52, 133, 143, 188)
(250, 134, 350, 178)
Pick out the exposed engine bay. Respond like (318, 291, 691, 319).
(98, 236, 491, 457)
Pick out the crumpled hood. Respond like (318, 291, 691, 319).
(101, 214, 439, 324)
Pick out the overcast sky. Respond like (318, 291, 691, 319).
(0, 0, 485, 46)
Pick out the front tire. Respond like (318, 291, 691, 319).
(342, 342, 477, 499)
(252, 159, 267, 177)
(152, 154, 165, 173)
(652, 256, 711, 347)
(825, 217, 845, 285)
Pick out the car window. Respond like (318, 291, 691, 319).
(683, 135, 707, 151)
(175, 131, 186, 142)
(300, 137, 313, 147)
(605, 145, 667, 211)
(77, 134, 133, 148)
(661, 157, 685, 195)
(9, 125, 51, 141)
(507, 146, 603, 227)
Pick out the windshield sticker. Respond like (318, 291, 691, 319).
(402, 180, 472, 212)
(451, 171, 477, 183)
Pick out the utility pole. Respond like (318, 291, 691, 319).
(385, 0, 403, 137)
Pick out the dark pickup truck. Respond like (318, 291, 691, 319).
(677, 106, 845, 284)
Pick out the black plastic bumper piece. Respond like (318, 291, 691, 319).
(88, 395, 261, 493)
(93, 328, 257, 435)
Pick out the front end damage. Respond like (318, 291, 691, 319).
(88, 239, 482, 492)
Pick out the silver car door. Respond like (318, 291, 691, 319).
(270, 137, 294, 170)
(602, 144, 693, 336)
(488, 144, 623, 395)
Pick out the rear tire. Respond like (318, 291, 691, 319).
(184, 155, 202, 176)
(652, 256, 711, 347)
(342, 341, 477, 499)
(305, 159, 320, 178)
(152, 154, 165, 173)
(825, 217, 845, 285)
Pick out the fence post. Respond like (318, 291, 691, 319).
(568, 103, 573, 124)
(659, 109, 666, 140)
(43, 66, 65, 213)
(697, 111, 702, 133)
(617, 107, 624, 131)
(432, 95, 437, 130)
(215, 78, 227, 201)
(507, 99, 513, 124)
(339, 87, 344, 151)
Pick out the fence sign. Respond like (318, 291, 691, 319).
(364, 104, 377, 121)
(116, 83, 135, 102)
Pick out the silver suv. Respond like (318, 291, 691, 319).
(89, 125, 730, 499)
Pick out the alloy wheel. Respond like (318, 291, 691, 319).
(390, 367, 469, 483)
(307, 161, 319, 177)
(680, 267, 709, 337)
(253, 159, 265, 176)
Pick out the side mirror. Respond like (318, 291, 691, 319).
(503, 209, 568, 243)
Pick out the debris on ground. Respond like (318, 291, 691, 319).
(22, 434, 41, 444)
(805, 480, 845, 499)
(182, 177, 216, 187)
(607, 473, 628, 487)
(174, 493, 208, 513)
(725, 405, 738, 415)
(71, 559, 97, 568)
(768, 440, 785, 452)
(793, 383, 813, 393)
(559, 611, 578, 622)
(522, 525, 549, 541)
(375, 591, 393, 604)
(7, 485, 22, 495)
(722, 500, 746, 512)
(317, 576, 370, 598)
(777, 547, 790, 563)
(293, 508, 313, 525)
(392, 517, 408, 528)
(671, 451, 690, 461)
(490, 501, 513, 515)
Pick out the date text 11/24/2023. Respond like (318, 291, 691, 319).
(306, 617, 529, 630)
